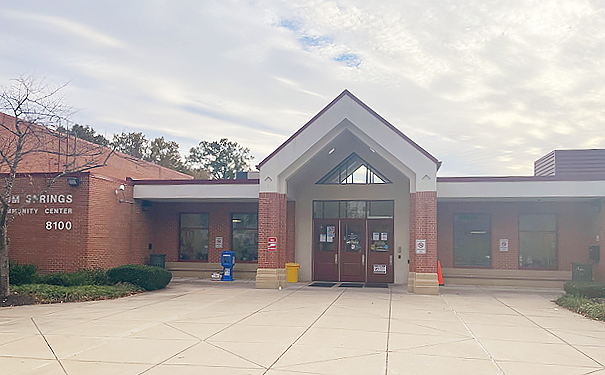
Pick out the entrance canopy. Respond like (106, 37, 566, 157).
(258, 90, 440, 195)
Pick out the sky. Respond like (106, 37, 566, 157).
(1, 0, 604, 176)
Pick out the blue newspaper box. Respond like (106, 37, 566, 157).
(221, 250, 236, 281)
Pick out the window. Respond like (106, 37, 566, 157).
(317, 153, 391, 185)
(340, 201, 367, 218)
(313, 200, 394, 219)
(180, 213, 209, 261)
(232, 213, 258, 261)
(453, 213, 491, 267)
(368, 201, 394, 219)
(519, 214, 557, 269)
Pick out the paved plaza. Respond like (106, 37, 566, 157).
(1, 279, 604, 374)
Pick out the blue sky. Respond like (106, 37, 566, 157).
(1, 0, 604, 176)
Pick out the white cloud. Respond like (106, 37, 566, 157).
(1, 0, 605, 176)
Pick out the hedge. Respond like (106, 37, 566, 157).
(9, 261, 38, 285)
(563, 281, 605, 298)
(12, 284, 142, 303)
(38, 269, 111, 287)
(107, 265, 172, 291)
(556, 295, 605, 321)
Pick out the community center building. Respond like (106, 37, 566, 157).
(5, 91, 605, 294)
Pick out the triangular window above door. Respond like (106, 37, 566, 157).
(317, 153, 391, 185)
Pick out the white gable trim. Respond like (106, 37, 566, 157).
(259, 91, 438, 194)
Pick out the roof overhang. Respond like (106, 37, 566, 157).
(133, 180, 259, 202)
(438, 177, 605, 201)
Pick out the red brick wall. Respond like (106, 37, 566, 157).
(437, 201, 595, 271)
(411, 191, 438, 274)
(286, 201, 296, 263)
(7, 174, 89, 273)
(596, 199, 605, 281)
(147, 201, 258, 263)
(86, 175, 147, 269)
(409, 193, 416, 272)
(258, 193, 287, 269)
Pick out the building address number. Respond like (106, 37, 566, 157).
(45, 221, 72, 231)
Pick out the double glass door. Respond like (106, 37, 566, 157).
(313, 218, 394, 282)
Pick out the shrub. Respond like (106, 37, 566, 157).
(12, 283, 142, 303)
(38, 269, 111, 287)
(9, 261, 38, 285)
(556, 295, 605, 321)
(107, 265, 172, 291)
(564, 281, 605, 298)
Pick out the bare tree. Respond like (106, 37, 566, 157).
(0, 76, 112, 297)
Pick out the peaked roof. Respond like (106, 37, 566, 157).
(258, 89, 440, 168)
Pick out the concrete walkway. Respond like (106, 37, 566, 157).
(1, 280, 604, 375)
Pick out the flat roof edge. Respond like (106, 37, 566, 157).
(131, 179, 260, 185)
(438, 175, 605, 182)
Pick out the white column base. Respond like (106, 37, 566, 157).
(255, 268, 287, 289)
(407, 272, 439, 295)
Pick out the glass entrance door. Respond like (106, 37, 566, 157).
(313, 220, 339, 281)
(366, 219, 394, 283)
(340, 219, 365, 282)
(312, 200, 394, 283)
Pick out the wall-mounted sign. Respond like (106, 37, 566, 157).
(415, 239, 426, 254)
(499, 239, 509, 252)
(268, 237, 277, 251)
(373, 264, 387, 274)
(215, 237, 223, 249)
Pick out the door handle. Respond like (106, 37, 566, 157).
(334, 253, 338, 265)
(389, 255, 393, 266)
(362, 254, 365, 265)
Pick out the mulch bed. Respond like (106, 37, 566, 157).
(1, 293, 37, 307)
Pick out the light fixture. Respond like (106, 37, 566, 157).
(66, 177, 80, 187)
(328, 148, 335, 154)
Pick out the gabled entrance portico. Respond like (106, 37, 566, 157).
(255, 90, 441, 294)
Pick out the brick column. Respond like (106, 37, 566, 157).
(256, 192, 287, 288)
(408, 191, 439, 294)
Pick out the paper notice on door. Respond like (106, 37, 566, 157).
(381, 232, 388, 241)
(372, 232, 380, 241)
(373, 264, 387, 274)
(319, 234, 327, 243)
(326, 226, 335, 242)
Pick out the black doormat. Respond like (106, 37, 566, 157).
(338, 282, 365, 288)
(365, 282, 389, 288)
(309, 282, 337, 287)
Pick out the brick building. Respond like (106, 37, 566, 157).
(2, 112, 191, 273)
(5, 91, 605, 294)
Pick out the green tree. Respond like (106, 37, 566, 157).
(111, 132, 148, 159)
(71, 124, 109, 146)
(146, 137, 187, 173)
(187, 138, 253, 179)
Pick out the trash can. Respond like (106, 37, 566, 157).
(149, 254, 166, 268)
(285, 263, 300, 283)
(572, 263, 592, 282)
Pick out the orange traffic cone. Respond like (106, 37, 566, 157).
(437, 260, 444, 286)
